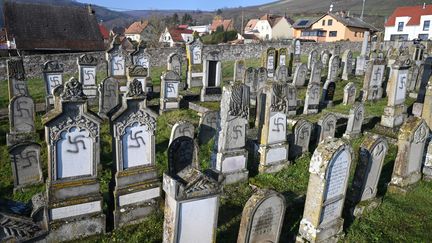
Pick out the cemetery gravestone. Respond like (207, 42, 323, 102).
(317, 113, 337, 142)
(362, 58, 386, 101)
(98, 77, 120, 119)
(293, 39, 302, 68)
(278, 47, 288, 67)
(275, 65, 289, 82)
(321, 80, 336, 108)
(303, 83, 321, 115)
(106, 39, 129, 79)
(256, 67, 268, 91)
(308, 49, 319, 70)
(244, 67, 258, 105)
(297, 138, 353, 243)
(234, 60, 246, 82)
(42, 60, 64, 110)
(343, 103, 365, 138)
(309, 61, 323, 85)
(423, 140, 432, 181)
(127, 65, 149, 93)
(264, 48, 277, 78)
(7, 58, 29, 99)
(186, 38, 204, 88)
(421, 75, 432, 128)
(8, 142, 43, 190)
(77, 54, 98, 102)
(341, 50, 354, 81)
(321, 50, 331, 68)
(169, 121, 195, 145)
(287, 84, 297, 116)
(356, 31, 370, 76)
(291, 119, 313, 159)
(201, 51, 223, 101)
(131, 42, 151, 76)
(168, 52, 183, 78)
(327, 55, 340, 83)
(160, 70, 181, 113)
(412, 57, 432, 116)
(343, 82, 356, 105)
(198, 111, 219, 145)
(237, 189, 286, 243)
(293, 64, 308, 87)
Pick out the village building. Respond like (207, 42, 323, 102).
(159, 26, 194, 47)
(384, 4, 432, 41)
(98, 22, 110, 47)
(209, 17, 235, 33)
(124, 20, 156, 43)
(188, 24, 211, 36)
(244, 14, 295, 40)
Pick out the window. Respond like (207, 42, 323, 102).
(322, 20, 326, 26)
(354, 32, 358, 37)
(329, 31, 337, 37)
(419, 34, 429, 40)
(398, 22, 404, 32)
(390, 34, 408, 41)
(328, 19, 333, 26)
(424, 20, 430, 31)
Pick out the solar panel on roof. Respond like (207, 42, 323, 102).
(298, 20, 309, 26)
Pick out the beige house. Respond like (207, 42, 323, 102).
(245, 14, 294, 40)
(124, 20, 156, 43)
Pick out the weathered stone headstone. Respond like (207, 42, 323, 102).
(388, 117, 429, 194)
(412, 57, 432, 116)
(278, 47, 288, 67)
(293, 63, 308, 87)
(201, 51, 222, 101)
(127, 65, 148, 93)
(169, 121, 195, 145)
(341, 50, 354, 81)
(317, 113, 337, 142)
(257, 82, 289, 173)
(362, 58, 386, 101)
(355, 31, 370, 76)
(237, 189, 286, 243)
(264, 48, 277, 78)
(308, 49, 319, 70)
(7, 58, 29, 99)
(297, 138, 353, 243)
(350, 135, 388, 216)
(321, 50, 331, 68)
(107, 39, 129, 79)
(234, 60, 246, 82)
(291, 119, 313, 159)
(110, 79, 160, 228)
(407, 63, 421, 92)
(42, 60, 64, 110)
(275, 65, 289, 82)
(303, 82, 320, 115)
(320, 80, 336, 108)
(9, 96, 35, 135)
(98, 77, 120, 119)
(160, 70, 181, 113)
(327, 55, 340, 82)
(331, 44, 341, 56)
(309, 61, 323, 85)
(293, 39, 302, 68)
(198, 111, 219, 144)
(8, 142, 42, 190)
(42, 78, 105, 241)
(77, 54, 98, 102)
(343, 82, 356, 105)
(381, 56, 411, 128)
(421, 76, 432, 128)
(423, 140, 432, 181)
(167, 52, 183, 77)
(163, 136, 223, 243)
(343, 103, 365, 138)
(131, 41, 151, 76)
(287, 83, 297, 117)
(186, 38, 204, 88)
(215, 83, 250, 184)
(256, 67, 268, 91)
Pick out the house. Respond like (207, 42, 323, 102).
(124, 20, 155, 43)
(384, 4, 432, 41)
(3, 2, 104, 51)
(244, 14, 295, 41)
(209, 18, 234, 33)
(159, 26, 194, 47)
(293, 12, 378, 42)
(98, 23, 110, 47)
(188, 25, 211, 36)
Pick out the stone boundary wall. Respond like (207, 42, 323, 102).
(0, 41, 366, 81)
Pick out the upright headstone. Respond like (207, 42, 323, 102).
(309, 61, 323, 85)
(198, 111, 219, 145)
(321, 50, 331, 68)
(356, 31, 370, 76)
(293, 39, 302, 68)
(127, 65, 148, 93)
(388, 117, 429, 193)
(421, 76, 432, 128)
(167, 52, 183, 77)
(308, 49, 319, 70)
(287, 83, 297, 117)
(201, 51, 222, 101)
(317, 113, 337, 142)
(257, 82, 289, 173)
(343, 82, 356, 105)
(110, 79, 160, 228)
(343, 102, 365, 138)
(160, 70, 181, 113)
(163, 137, 223, 243)
(264, 48, 277, 78)
(291, 119, 313, 159)
(42, 60, 64, 110)
(341, 50, 354, 81)
(293, 63, 308, 87)
(106, 38, 129, 80)
(98, 77, 120, 119)
(237, 189, 286, 243)
(234, 60, 246, 82)
(43, 78, 105, 241)
(278, 47, 288, 67)
(350, 135, 388, 216)
(381, 56, 411, 128)
(320, 80, 336, 108)
(423, 140, 432, 181)
(412, 57, 432, 116)
(331, 44, 341, 57)
(7, 58, 28, 99)
(77, 54, 98, 102)
(256, 67, 268, 91)
(327, 55, 340, 82)
(244, 67, 257, 104)
(297, 138, 353, 243)
(275, 65, 289, 82)
(131, 41, 151, 76)
(169, 121, 195, 145)
(186, 38, 204, 88)
(8, 142, 42, 190)
(362, 58, 386, 101)
(215, 83, 250, 184)
(303, 82, 321, 115)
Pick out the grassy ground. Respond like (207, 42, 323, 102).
(1, 55, 431, 242)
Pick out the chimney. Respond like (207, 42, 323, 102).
(423, 3, 426, 9)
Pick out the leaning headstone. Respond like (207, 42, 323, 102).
(8, 142, 42, 190)
(362, 58, 386, 101)
(343, 82, 356, 105)
(77, 54, 98, 102)
(423, 140, 432, 181)
(350, 135, 388, 216)
(215, 83, 250, 184)
(131, 41, 151, 76)
(303, 83, 321, 115)
(293, 63, 308, 87)
(110, 79, 160, 228)
(127, 65, 148, 93)
(42, 78, 105, 241)
(257, 82, 289, 173)
(343, 102, 365, 138)
(198, 111, 219, 145)
(201, 51, 223, 101)
(162, 136, 223, 243)
(381, 56, 411, 128)
(291, 119, 313, 159)
(297, 138, 353, 243)
(308, 49, 319, 70)
(317, 113, 337, 142)
(341, 50, 354, 81)
(160, 70, 181, 113)
(237, 189, 286, 243)
(169, 121, 195, 145)
(388, 117, 429, 194)
(7, 58, 29, 99)
(42, 60, 64, 111)
(275, 65, 289, 82)
(309, 61, 323, 85)
(264, 47, 277, 78)
(186, 38, 204, 88)
(320, 80, 336, 108)
(234, 59, 246, 82)
(98, 77, 120, 119)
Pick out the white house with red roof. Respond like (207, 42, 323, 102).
(384, 4, 432, 41)
(244, 14, 294, 41)
(159, 26, 194, 47)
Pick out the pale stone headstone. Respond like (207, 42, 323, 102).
(321, 50, 331, 68)
(42, 60, 64, 110)
(278, 47, 288, 67)
(291, 119, 313, 159)
(331, 44, 341, 56)
(198, 111, 219, 145)
(297, 138, 353, 243)
(257, 82, 289, 173)
(287, 84, 297, 117)
(77, 54, 98, 101)
(343, 102, 365, 138)
(362, 58, 386, 101)
(412, 57, 432, 116)
(107, 39, 129, 79)
(127, 65, 148, 93)
(98, 77, 120, 119)
(163, 136, 223, 243)
(201, 51, 222, 102)
(303, 83, 321, 115)
(275, 65, 289, 82)
(8, 142, 43, 189)
(167, 52, 183, 77)
(381, 56, 411, 128)
(43, 78, 105, 241)
(132, 42, 151, 76)
(407, 63, 421, 92)
(7, 58, 29, 99)
(169, 121, 195, 145)
(350, 135, 388, 216)
(355, 31, 369, 76)
(293, 39, 302, 67)
(317, 113, 337, 142)
(215, 83, 250, 184)
(264, 48, 277, 78)
(308, 49, 319, 70)
(186, 38, 204, 88)
(237, 189, 286, 243)
(327, 55, 340, 82)
(293, 63, 308, 87)
(110, 79, 160, 228)
(160, 70, 181, 113)
(9, 96, 35, 134)
(234, 60, 246, 82)
(256, 67, 268, 91)
(321, 80, 336, 108)
(341, 50, 354, 81)
(423, 140, 432, 181)
(421, 76, 432, 128)
(388, 117, 429, 194)
(343, 82, 356, 105)
(309, 61, 323, 85)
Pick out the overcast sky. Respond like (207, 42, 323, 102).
(77, 0, 273, 11)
